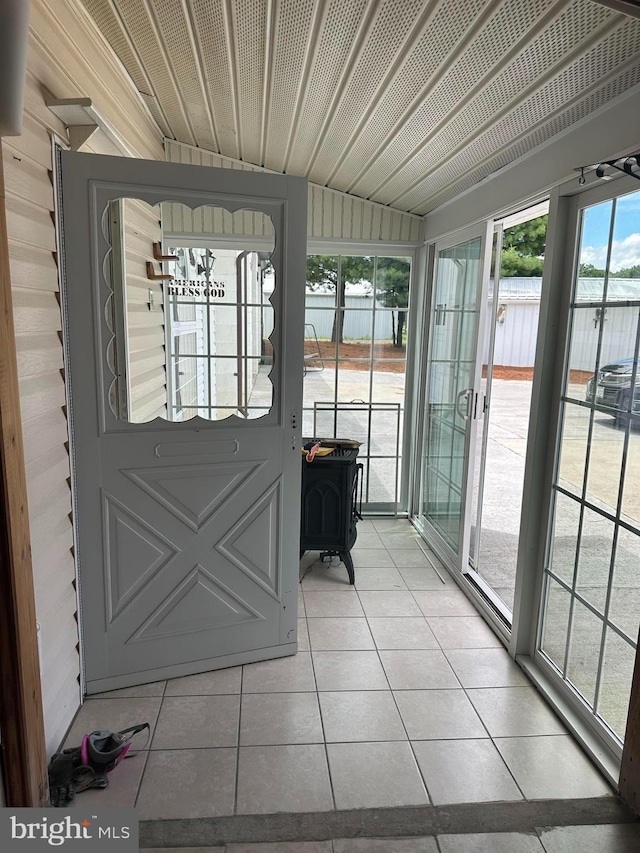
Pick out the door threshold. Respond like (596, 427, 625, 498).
(140, 797, 631, 848)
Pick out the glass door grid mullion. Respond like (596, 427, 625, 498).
(540, 190, 640, 746)
(544, 568, 637, 647)
(166, 248, 269, 420)
(592, 305, 640, 716)
(554, 483, 640, 534)
(549, 203, 609, 674)
(559, 205, 614, 681)
(420, 233, 485, 554)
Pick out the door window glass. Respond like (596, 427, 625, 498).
(105, 200, 275, 422)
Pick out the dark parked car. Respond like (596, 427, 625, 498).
(585, 357, 640, 428)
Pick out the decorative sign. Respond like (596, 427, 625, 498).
(163, 279, 227, 299)
(0, 809, 138, 850)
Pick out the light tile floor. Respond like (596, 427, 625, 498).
(67, 520, 614, 823)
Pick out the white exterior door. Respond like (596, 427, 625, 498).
(59, 151, 306, 694)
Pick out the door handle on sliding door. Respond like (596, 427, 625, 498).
(472, 392, 488, 419)
(456, 388, 473, 421)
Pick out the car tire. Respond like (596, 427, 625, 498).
(616, 413, 629, 429)
(616, 390, 631, 429)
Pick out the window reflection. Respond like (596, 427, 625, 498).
(108, 199, 275, 423)
(164, 243, 275, 422)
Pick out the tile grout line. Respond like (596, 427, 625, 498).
(299, 527, 550, 811)
(355, 547, 435, 808)
(132, 747, 151, 813)
(306, 534, 438, 810)
(458, 679, 563, 801)
(233, 664, 244, 815)
(403, 567, 462, 809)
(361, 530, 532, 810)
(406, 564, 532, 805)
(129, 686, 166, 812)
(307, 626, 338, 813)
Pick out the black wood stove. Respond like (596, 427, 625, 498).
(300, 439, 363, 584)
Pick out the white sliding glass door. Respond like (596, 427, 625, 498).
(538, 185, 640, 752)
(415, 223, 492, 569)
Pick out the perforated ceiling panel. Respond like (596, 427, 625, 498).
(327, 0, 490, 190)
(304, 0, 429, 184)
(263, 0, 317, 173)
(350, 0, 609, 202)
(114, 0, 196, 145)
(191, 0, 238, 158)
(284, 0, 370, 176)
(392, 12, 640, 212)
(367, 0, 617, 206)
(82, 0, 640, 215)
(81, 0, 174, 137)
(151, 0, 220, 150)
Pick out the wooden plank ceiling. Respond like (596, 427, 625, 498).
(81, 0, 640, 214)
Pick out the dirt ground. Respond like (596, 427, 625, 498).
(302, 348, 594, 382)
(483, 365, 534, 381)
(305, 340, 406, 373)
(481, 367, 593, 383)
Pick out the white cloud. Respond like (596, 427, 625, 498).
(580, 244, 608, 267)
(581, 232, 640, 272)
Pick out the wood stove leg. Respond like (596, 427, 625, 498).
(341, 551, 355, 585)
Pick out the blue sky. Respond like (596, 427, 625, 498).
(581, 189, 640, 271)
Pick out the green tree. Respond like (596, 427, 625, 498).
(499, 214, 547, 277)
(306, 255, 373, 342)
(500, 247, 544, 277)
(502, 215, 547, 256)
(614, 264, 640, 278)
(578, 262, 640, 277)
(579, 263, 606, 277)
(375, 257, 411, 348)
